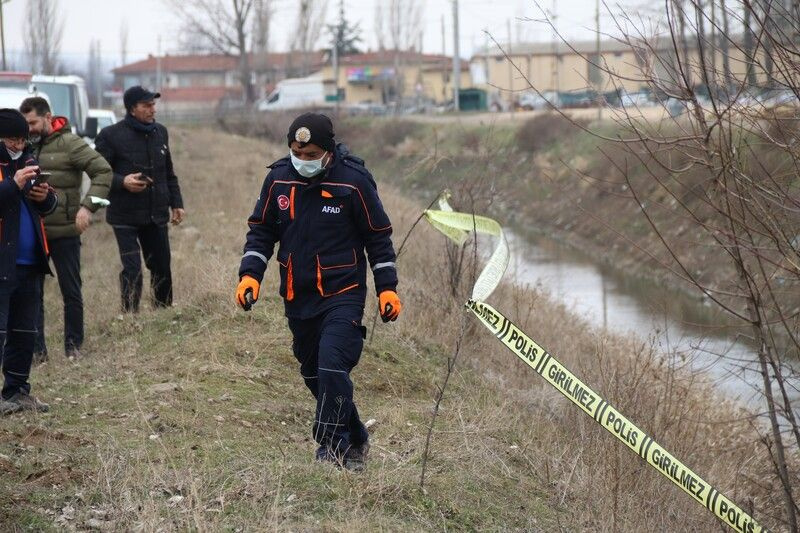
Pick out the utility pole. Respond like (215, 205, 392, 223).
(551, 0, 559, 93)
(595, 0, 601, 122)
(483, 28, 489, 89)
(0, 0, 9, 71)
(441, 14, 447, 102)
(508, 18, 514, 117)
(156, 35, 162, 90)
(452, 0, 460, 112)
(333, 0, 344, 114)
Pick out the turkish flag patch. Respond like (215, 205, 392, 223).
(277, 194, 290, 210)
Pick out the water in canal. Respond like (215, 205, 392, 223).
(506, 232, 799, 414)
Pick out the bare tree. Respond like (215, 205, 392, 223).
(24, 0, 64, 74)
(120, 19, 129, 66)
(86, 39, 103, 107)
(251, 0, 273, 54)
(287, 0, 328, 77)
(165, 0, 258, 103)
(386, 0, 424, 102)
(374, 2, 386, 50)
(502, 0, 800, 530)
(743, 1, 758, 85)
(720, 0, 731, 88)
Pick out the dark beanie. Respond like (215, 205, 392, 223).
(0, 108, 29, 138)
(287, 112, 335, 152)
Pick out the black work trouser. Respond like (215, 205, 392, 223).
(35, 236, 82, 354)
(0, 266, 42, 399)
(287, 304, 369, 455)
(112, 224, 172, 312)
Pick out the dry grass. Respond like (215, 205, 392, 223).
(0, 128, 557, 531)
(0, 126, 787, 531)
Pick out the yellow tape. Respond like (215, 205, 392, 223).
(424, 196, 509, 302)
(424, 193, 768, 532)
(467, 299, 766, 533)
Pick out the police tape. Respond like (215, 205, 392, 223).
(424, 192, 509, 302)
(423, 195, 767, 533)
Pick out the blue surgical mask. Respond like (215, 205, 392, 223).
(290, 151, 329, 178)
(6, 147, 22, 160)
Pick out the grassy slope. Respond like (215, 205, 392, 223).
(0, 128, 559, 531)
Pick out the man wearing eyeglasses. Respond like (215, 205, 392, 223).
(0, 109, 57, 415)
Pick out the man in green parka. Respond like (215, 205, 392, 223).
(21, 97, 112, 362)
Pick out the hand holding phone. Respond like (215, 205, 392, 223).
(33, 171, 51, 185)
(123, 172, 151, 193)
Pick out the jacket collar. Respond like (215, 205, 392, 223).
(41, 116, 70, 145)
(0, 145, 35, 172)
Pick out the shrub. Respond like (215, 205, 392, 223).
(516, 113, 586, 154)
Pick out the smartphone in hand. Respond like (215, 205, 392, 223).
(32, 171, 51, 186)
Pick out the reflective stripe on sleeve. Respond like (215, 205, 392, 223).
(243, 250, 268, 265)
(372, 261, 396, 271)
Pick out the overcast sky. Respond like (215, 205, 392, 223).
(1, 0, 652, 70)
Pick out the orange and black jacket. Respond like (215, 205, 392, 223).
(239, 144, 398, 320)
(0, 147, 57, 281)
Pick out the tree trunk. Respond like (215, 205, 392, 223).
(721, 0, 731, 93)
(744, 3, 757, 86)
(694, 1, 710, 95)
(236, 3, 255, 103)
(676, 0, 692, 88)
(723, 170, 798, 531)
(751, 309, 797, 532)
(760, 0, 775, 86)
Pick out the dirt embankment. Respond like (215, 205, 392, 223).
(337, 113, 800, 321)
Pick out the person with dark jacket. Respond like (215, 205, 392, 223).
(21, 97, 113, 361)
(0, 109, 58, 415)
(236, 113, 402, 471)
(94, 86, 185, 312)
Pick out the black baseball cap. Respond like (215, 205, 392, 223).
(124, 85, 161, 110)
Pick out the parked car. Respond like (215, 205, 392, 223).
(617, 91, 656, 108)
(518, 90, 561, 110)
(759, 89, 798, 108)
(89, 108, 118, 131)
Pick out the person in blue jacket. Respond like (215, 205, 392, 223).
(236, 113, 402, 470)
(0, 109, 57, 415)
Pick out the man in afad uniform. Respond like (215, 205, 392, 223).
(236, 113, 402, 470)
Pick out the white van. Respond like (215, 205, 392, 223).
(0, 73, 96, 138)
(257, 76, 335, 112)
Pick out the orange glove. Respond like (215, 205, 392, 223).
(236, 275, 260, 311)
(379, 290, 402, 322)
